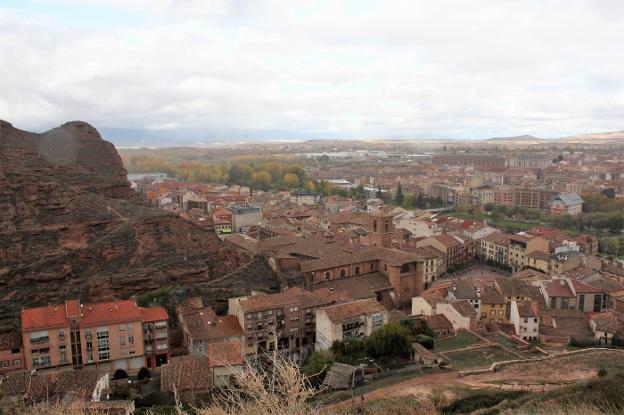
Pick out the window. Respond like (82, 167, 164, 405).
(120, 336, 126, 346)
(98, 352, 110, 360)
(29, 330, 49, 344)
(340, 269, 346, 278)
(119, 324, 126, 332)
(128, 335, 135, 344)
(290, 307, 299, 312)
(59, 345, 66, 351)
(246, 313, 252, 319)
(155, 321, 168, 329)
(371, 313, 384, 327)
(31, 348, 50, 354)
(156, 332, 167, 340)
(13, 359, 21, 366)
(156, 343, 168, 350)
(1, 361, 8, 368)
(355, 266, 360, 275)
(32, 356, 51, 367)
(400, 264, 410, 273)
(96, 328, 110, 361)
(58, 329, 65, 340)
(324, 271, 331, 281)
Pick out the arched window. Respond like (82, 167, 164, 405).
(340, 269, 346, 278)
(401, 263, 410, 273)
(324, 271, 331, 281)
(355, 266, 360, 275)
(372, 220, 378, 232)
(370, 263, 374, 271)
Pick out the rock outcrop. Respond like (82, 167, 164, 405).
(0, 120, 276, 330)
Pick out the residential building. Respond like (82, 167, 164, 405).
(228, 287, 350, 355)
(437, 300, 477, 331)
(416, 234, 466, 270)
(479, 287, 507, 325)
(20, 299, 169, 373)
(510, 300, 540, 341)
(477, 231, 510, 265)
(0, 333, 24, 374)
(589, 310, 624, 345)
(508, 232, 548, 272)
(315, 298, 388, 350)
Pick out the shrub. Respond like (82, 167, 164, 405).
(331, 338, 367, 364)
(137, 367, 151, 380)
(113, 368, 128, 380)
(569, 336, 599, 348)
(413, 334, 434, 350)
(598, 368, 608, 378)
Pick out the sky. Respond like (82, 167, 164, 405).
(1, 0, 624, 145)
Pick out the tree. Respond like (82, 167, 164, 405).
(365, 322, 413, 359)
(113, 369, 128, 380)
(137, 367, 151, 380)
(607, 237, 620, 256)
(251, 171, 273, 189)
(394, 182, 404, 206)
(376, 185, 383, 199)
(402, 193, 416, 209)
(304, 181, 316, 192)
(282, 173, 300, 188)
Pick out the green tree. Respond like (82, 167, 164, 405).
(402, 193, 416, 209)
(365, 322, 413, 359)
(607, 237, 620, 256)
(394, 182, 404, 206)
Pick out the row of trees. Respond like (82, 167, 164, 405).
(125, 155, 306, 191)
(392, 183, 445, 209)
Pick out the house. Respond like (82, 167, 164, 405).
(525, 250, 551, 274)
(212, 207, 233, 234)
(21, 299, 169, 373)
(510, 300, 540, 341)
(176, 297, 245, 358)
(550, 193, 584, 216)
(411, 284, 450, 316)
(315, 298, 388, 350)
(508, 233, 549, 272)
(437, 301, 477, 331)
(589, 310, 624, 345)
(446, 280, 481, 317)
(0, 333, 24, 374)
(422, 314, 454, 337)
(479, 287, 507, 325)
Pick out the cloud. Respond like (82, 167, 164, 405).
(0, 0, 623, 143)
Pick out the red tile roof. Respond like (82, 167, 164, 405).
(21, 299, 168, 331)
(320, 298, 386, 323)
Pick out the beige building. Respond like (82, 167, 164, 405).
(437, 300, 477, 331)
(508, 233, 548, 272)
(315, 298, 388, 350)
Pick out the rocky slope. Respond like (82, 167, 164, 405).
(0, 120, 276, 330)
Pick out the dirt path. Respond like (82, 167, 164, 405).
(322, 371, 477, 412)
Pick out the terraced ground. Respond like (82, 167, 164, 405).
(434, 330, 483, 352)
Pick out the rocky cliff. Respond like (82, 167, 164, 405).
(0, 120, 276, 330)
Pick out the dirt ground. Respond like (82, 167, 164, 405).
(323, 350, 624, 413)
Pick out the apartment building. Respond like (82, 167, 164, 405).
(416, 234, 466, 270)
(550, 193, 584, 216)
(0, 333, 25, 374)
(478, 231, 510, 265)
(228, 287, 351, 355)
(536, 277, 604, 312)
(21, 299, 169, 373)
(315, 298, 388, 350)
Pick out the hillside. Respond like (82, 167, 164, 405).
(0, 120, 276, 330)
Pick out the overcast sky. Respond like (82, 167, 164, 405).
(1, 0, 624, 144)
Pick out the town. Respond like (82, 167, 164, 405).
(3, 139, 624, 414)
